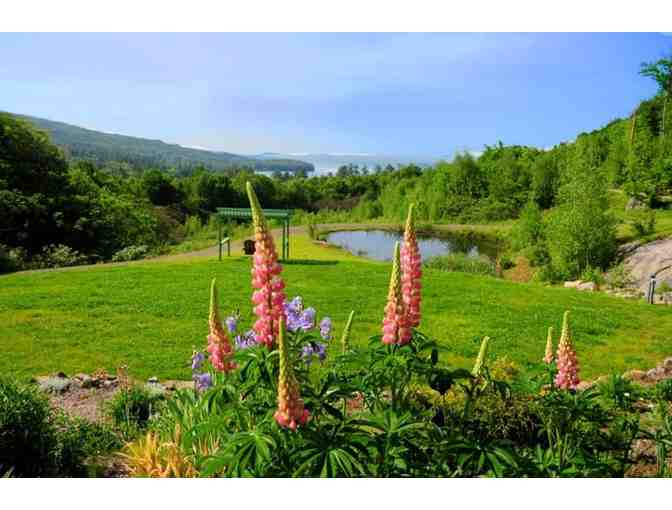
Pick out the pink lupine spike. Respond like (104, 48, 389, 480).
(401, 204, 422, 328)
(274, 317, 310, 430)
(207, 278, 237, 373)
(543, 326, 554, 364)
(382, 242, 411, 345)
(247, 182, 287, 349)
(554, 311, 580, 390)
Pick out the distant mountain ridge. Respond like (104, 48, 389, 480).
(253, 152, 437, 175)
(8, 113, 315, 174)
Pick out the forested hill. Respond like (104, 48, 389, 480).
(7, 113, 315, 174)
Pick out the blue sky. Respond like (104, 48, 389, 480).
(1, 33, 670, 157)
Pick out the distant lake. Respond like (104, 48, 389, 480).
(325, 229, 499, 262)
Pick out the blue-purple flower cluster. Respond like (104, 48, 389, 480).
(301, 342, 327, 366)
(235, 329, 257, 349)
(191, 350, 212, 392)
(284, 296, 317, 332)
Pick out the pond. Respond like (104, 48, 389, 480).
(325, 229, 500, 262)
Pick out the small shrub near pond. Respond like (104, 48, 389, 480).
(424, 253, 497, 277)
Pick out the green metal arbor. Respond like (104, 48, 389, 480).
(216, 207, 293, 261)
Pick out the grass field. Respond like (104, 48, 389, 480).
(1, 232, 671, 382)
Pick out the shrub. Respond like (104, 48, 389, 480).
(107, 385, 165, 435)
(629, 208, 657, 237)
(111, 244, 149, 262)
(605, 263, 635, 289)
(424, 253, 496, 277)
(653, 379, 672, 402)
(0, 376, 57, 476)
(0, 377, 119, 477)
(580, 266, 606, 286)
(35, 244, 88, 268)
(510, 201, 545, 251)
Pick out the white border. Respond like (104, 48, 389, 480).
(1, 1, 672, 31)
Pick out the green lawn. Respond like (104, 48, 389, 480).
(1, 233, 671, 381)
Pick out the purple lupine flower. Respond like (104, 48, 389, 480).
(235, 329, 257, 350)
(191, 351, 205, 371)
(298, 307, 316, 331)
(225, 315, 238, 334)
(301, 344, 315, 366)
(284, 296, 316, 332)
(314, 342, 327, 362)
(319, 317, 332, 340)
(194, 372, 213, 392)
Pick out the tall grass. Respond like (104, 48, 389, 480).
(424, 253, 497, 277)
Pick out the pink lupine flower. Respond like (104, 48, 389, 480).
(554, 311, 580, 390)
(247, 182, 287, 349)
(382, 242, 411, 345)
(543, 326, 554, 364)
(207, 279, 237, 373)
(401, 204, 422, 328)
(274, 317, 310, 430)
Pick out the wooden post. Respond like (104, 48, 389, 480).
(285, 219, 290, 260)
(218, 216, 222, 262)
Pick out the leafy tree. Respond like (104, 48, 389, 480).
(546, 148, 617, 278)
(640, 53, 672, 137)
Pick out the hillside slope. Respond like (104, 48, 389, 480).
(8, 113, 314, 174)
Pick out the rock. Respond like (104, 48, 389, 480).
(103, 380, 117, 389)
(577, 281, 597, 292)
(624, 369, 647, 382)
(662, 357, 672, 372)
(147, 376, 159, 384)
(563, 280, 596, 291)
(646, 367, 666, 382)
(55, 371, 68, 378)
(75, 373, 95, 388)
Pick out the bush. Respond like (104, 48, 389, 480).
(107, 385, 165, 435)
(35, 244, 88, 269)
(605, 264, 635, 290)
(111, 244, 149, 262)
(0, 376, 57, 476)
(580, 266, 606, 286)
(653, 379, 672, 402)
(424, 253, 496, 276)
(0, 377, 119, 477)
(629, 208, 657, 237)
(510, 201, 545, 251)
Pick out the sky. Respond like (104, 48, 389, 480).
(1, 33, 671, 157)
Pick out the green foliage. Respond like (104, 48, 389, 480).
(605, 263, 635, 290)
(14, 113, 314, 174)
(629, 208, 657, 237)
(34, 244, 88, 269)
(0, 376, 118, 477)
(546, 151, 618, 278)
(111, 244, 150, 262)
(580, 266, 606, 286)
(510, 200, 545, 251)
(107, 385, 165, 436)
(424, 253, 496, 277)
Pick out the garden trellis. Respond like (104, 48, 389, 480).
(216, 207, 293, 261)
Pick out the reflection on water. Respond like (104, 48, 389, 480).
(325, 229, 498, 262)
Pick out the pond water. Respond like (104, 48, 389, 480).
(325, 229, 499, 262)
